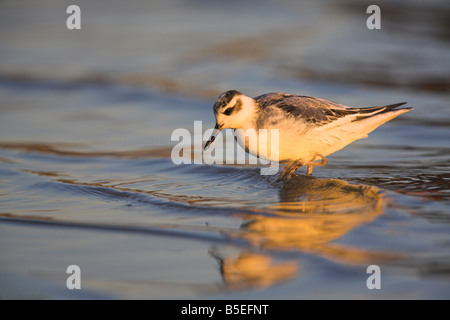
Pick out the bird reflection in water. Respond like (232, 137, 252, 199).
(211, 175, 400, 291)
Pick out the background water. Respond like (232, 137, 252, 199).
(0, 0, 449, 299)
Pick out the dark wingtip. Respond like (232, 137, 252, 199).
(383, 102, 413, 112)
(385, 102, 407, 108)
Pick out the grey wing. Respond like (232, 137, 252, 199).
(254, 92, 356, 126)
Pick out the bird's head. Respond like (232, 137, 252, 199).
(204, 90, 255, 150)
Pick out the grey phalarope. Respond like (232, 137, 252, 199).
(204, 90, 412, 180)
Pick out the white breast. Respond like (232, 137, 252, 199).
(234, 128, 284, 162)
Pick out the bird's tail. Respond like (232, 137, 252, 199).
(350, 102, 412, 139)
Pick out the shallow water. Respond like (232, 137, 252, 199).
(0, 0, 449, 299)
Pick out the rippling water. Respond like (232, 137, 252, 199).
(1, 0, 449, 299)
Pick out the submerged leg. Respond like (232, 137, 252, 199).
(278, 159, 305, 181)
(305, 154, 328, 176)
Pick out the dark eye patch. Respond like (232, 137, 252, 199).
(224, 107, 234, 116)
(222, 99, 242, 116)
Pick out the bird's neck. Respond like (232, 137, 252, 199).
(239, 96, 259, 131)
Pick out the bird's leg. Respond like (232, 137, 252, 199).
(278, 159, 305, 181)
(305, 154, 328, 176)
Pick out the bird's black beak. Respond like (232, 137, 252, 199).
(204, 123, 223, 150)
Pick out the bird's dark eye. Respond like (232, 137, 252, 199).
(224, 107, 233, 116)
